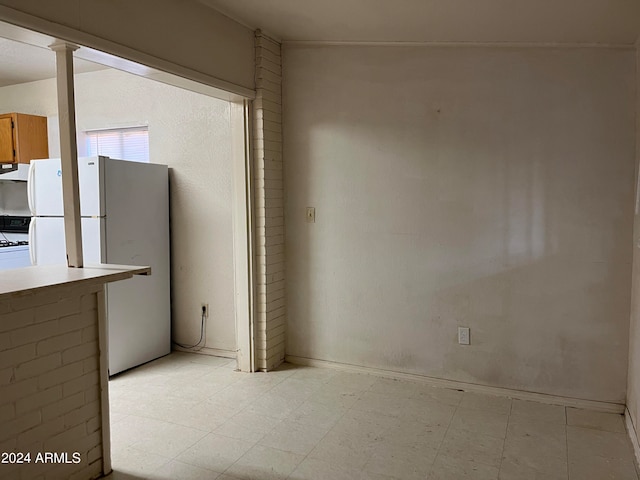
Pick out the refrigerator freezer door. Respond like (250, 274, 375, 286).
(29, 157, 105, 217)
(30, 216, 106, 265)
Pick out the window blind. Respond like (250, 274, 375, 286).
(85, 126, 149, 162)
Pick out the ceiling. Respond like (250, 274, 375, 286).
(0, 3, 636, 88)
(200, 0, 640, 45)
(0, 38, 106, 88)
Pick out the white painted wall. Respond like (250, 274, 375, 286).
(283, 46, 636, 403)
(627, 46, 640, 442)
(0, 68, 236, 352)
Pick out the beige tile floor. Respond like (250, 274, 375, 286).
(105, 352, 639, 480)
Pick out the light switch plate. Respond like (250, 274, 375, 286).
(306, 207, 316, 223)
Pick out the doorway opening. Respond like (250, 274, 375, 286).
(0, 18, 256, 477)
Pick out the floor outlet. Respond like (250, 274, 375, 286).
(458, 327, 470, 345)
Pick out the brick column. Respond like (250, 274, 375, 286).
(253, 31, 285, 370)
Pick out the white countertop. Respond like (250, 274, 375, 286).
(0, 264, 151, 299)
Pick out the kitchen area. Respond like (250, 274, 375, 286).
(0, 110, 173, 377)
(0, 113, 46, 270)
(0, 23, 250, 479)
(0, 37, 238, 363)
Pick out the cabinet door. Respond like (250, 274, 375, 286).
(0, 116, 14, 163)
(13, 113, 48, 164)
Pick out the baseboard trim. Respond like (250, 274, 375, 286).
(625, 408, 640, 473)
(285, 355, 625, 414)
(173, 346, 237, 359)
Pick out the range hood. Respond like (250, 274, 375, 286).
(0, 164, 29, 181)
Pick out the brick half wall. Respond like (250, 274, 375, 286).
(0, 283, 106, 480)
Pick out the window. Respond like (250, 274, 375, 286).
(85, 126, 149, 162)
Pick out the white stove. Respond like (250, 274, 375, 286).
(0, 217, 31, 270)
(0, 244, 30, 269)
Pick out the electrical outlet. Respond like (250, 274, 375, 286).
(201, 303, 209, 318)
(306, 207, 316, 223)
(458, 327, 470, 345)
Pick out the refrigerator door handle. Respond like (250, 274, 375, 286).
(28, 218, 36, 265)
(27, 162, 35, 216)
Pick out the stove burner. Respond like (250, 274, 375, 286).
(0, 240, 28, 248)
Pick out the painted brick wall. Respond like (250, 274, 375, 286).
(253, 31, 286, 371)
(0, 284, 105, 480)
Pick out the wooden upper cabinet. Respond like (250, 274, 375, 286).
(0, 113, 49, 164)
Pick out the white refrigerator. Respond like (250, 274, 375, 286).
(28, 156, 170, 375)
